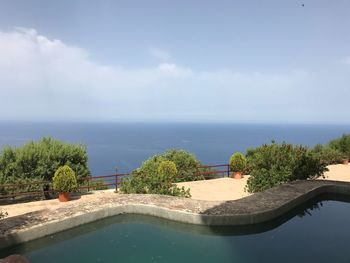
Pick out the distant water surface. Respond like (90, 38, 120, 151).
(0, 122, 349, 175)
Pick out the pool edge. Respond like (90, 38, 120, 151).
(1, 180, 350, 249)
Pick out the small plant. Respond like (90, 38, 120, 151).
(158, 160, 178, 179)
(0, 210, 8, 220)
(229, 152, 247, 172)
(52, 165, 77, 193)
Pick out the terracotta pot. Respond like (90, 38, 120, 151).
(343, 159, 349, 165)
(232, 171, 243, 179)
(58, 192, 70, 202)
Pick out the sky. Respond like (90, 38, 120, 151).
(0, 0, 349, 123)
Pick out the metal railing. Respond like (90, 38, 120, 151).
(0, 164, 231, 200)
(197, 164, 230, 178)
(0, 173, 128, 200)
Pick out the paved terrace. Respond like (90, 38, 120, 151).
(0, 164, 349, 249)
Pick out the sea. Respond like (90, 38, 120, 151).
(0, 122, 349, 175)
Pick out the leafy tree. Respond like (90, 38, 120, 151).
(328, 134, 350, 159)
(0, 137, 90, 198)
(310, 144, 344, 165)
(246, 142, 327, 193)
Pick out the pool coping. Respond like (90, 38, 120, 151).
(1, 179, 350, 249)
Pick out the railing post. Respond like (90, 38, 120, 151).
(87, 178, 90, 192)
(115, 167, 118, 192)
(227, 164, 230, 177)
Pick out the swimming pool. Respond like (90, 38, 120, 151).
(2, 194, 350, 263)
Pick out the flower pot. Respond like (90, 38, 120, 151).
(232, 171, 243, 179)
(343, 159, 349, 165)
(58, 192, 70, 202)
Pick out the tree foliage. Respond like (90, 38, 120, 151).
(310, 144, 345, 165)
(229, 152, 247, 172)
(121, 160, 190, 197)
(246, 142, 328, 193)
(328, 134, 350, 159)
(0, 137, 90, 196)
(132, 149, 202, 183)
(52, 165, 78, 193)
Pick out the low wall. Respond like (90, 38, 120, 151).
(1, 180, 350, 249)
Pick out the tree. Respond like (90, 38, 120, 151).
(0, 137, 90, 199)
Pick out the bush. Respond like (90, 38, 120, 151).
(0, 137, 90, 198)
(246, 142, 327, 193)
(328, 134, 350, 159)
(161, 149, 202, 182)
(0, 210, 7, 220)
(132, 149, 202, 183)
(229, 152, 247, 172)
(52, 165, 78, 193)
(158, 160, 178, 179)
(121, 160, 191, 197)
(310, 144, 344, 165)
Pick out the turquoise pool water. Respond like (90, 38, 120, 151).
(2, 194, 350, 263)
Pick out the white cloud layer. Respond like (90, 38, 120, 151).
(0, 28, 349, 123)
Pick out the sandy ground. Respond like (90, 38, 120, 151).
(176, 177, 251, 201)
(176, 164, 350, 201)
(321, 164, 350, 182)
(1, 164, 349, 219)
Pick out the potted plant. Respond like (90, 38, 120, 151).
(229, 152, 247, 179)
(52, 165, 78, 202)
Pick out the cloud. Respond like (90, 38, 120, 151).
(0, 28, 349, 123)
(149, 47, 172, 61)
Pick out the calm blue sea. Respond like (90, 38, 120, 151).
(0, 122, 349, 175)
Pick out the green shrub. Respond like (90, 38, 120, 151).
(52, 165, 78, 193)
(121, 160, 191, 197)
(161, 149, 202, 182)
(246, 142, 327, 193)
(229, 152, 247, 172)
(158, 160, 178, 179)
(133, 149, 202, 183)
(310, 144, 344, 165)
(0, 137, 90, 198)
(328, 134, 350, 159)
(0, 210, 7, 220)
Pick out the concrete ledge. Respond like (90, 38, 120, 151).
(1, 180, 350, 249)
